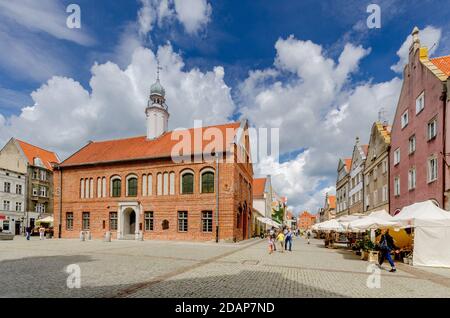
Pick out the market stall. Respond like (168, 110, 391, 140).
(392, 200, 450, 268)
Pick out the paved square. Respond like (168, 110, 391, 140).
(1, 236, 449, 298)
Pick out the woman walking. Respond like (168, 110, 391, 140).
(276, 231, 285, 253)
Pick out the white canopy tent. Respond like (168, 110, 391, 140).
(348, 216, 399, 231)
(393, 200, 450, 268)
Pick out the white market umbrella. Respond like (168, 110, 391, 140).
(257, 217, 282, 228)
(317, 219, 346, 232)
(368, 209, 393, 221)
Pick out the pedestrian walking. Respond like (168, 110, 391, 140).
(307, 229, 311, 244)
(269, 227, 276, 251)
(268, 235, 274, 254)
(285, 228, 293, 251)
(39, 226, 45, 240)
(25, 226, 32, 240)
(276, 231, 285, 252)
(378, 229, 399, 272)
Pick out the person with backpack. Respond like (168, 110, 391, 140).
(378, 229, 399, 272)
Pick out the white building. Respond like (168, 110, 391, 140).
(0, 168, 26, 235)
(348, 137, 368, 214)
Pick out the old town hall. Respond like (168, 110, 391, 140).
(53, 73, 253, 242)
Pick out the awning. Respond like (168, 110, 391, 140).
(36, 216, 54, 225)
(257, 217, 282, 228)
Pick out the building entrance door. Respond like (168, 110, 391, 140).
(15, 221, 21, 235)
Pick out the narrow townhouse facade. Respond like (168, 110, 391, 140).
(336, 158, 352, 217)
(53, 76, 254, 242)
(390, 27, 450, 214)
(252, 176, 274, 235)
(348, 138, 368, 215)
(297, 211, 316, 230)
(0, 168, 26, 234)
(363, 122, 391, 214)
(0, 139, 60, 229)
(322, 193, 336, 221)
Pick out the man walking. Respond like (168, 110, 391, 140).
(39, 226, 45, 240)
(285, 228, 293, 251)
(306, 229, 311, 244)
(378, 229, 399, 272)
(25, 226, 32, 240)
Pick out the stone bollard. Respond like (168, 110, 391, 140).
(87, 231, 92, 240)
(138, 230, 144, 241)
(104, 231, 111, 242)
(80, 231, 85, 241)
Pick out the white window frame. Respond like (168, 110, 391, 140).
(110, 176, 122, 197)
(169, 172, 175, 195)
(428, 118, 437, 140)
(416, 91, 425, 114)
(408, 168, 416, 190)
(428, 156, 438, 183)
(409, 135, 416, 154)
(401, 110, 409, 129)
(382, 185, 388, 202)
(180, 170, 195, 195)
(394, 148, 400, 165)
(394, 177, 400, 196)
(200, 168, 215, 194)
(125, 174, 138, 197)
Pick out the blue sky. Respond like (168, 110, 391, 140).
(0, 0, 449, 213)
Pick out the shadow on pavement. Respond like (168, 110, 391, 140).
(0, 255, 346, 298)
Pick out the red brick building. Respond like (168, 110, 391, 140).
(390, 27, 450, 214)
(297, 211, 316, 230)
(53, 77, 253, 242)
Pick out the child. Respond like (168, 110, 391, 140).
(276, 231, 285, 253)
(268, 235, 274, 254)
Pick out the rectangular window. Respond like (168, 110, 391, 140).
(401, 110, 409, 128)
(382, 185, 388, 202)
(4, 182, 10, 193)
(416, 91, 425, 114)
(382, 159, 387, 174)
(428, 118, 437, 140)
(15, 202, 22, 212)
(40, 170, 47, 181)
(178, 211, 188, 232)
(428, 157, 438, 183)
(373, 190, 378, 205)
(39, 186, 47, 197)
(66, 212, 73, 230)
(202, 211, 213, 233)
(394, 177, 400, 196)
(35, 203, 45, 213)
(144, 212, 154, 231)
(409, 135, 416, 154)
(3, 200, 10, 211)
(16, 184, 22, 195)
(109, 212, 118, 231)
(408, 168, 416, 190)
(82, 212, 90, 230)
(394, 148, 400, 165)
(32, 170, 38, 180)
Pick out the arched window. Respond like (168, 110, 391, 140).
(181, 170, 194, 194)
(102, 177, 106, 197)
(142, 174, 147, 196)
(126, 175, 138, 197)
(97, 178, 102, 198)
(169, 172, 175, 195)
(147, 174, 153, 195)
(89, 178, 94, 198)
(157, 173, 162, 195)
(80, 179, 84, 199)
(163, 172, 169, 195)
(111, 176, 121, 197)
(85, 178, 89, 198)
(201, 169, 215, 193)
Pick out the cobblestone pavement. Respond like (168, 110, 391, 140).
(1, 236, 450, 298)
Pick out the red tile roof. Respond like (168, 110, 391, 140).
(15, 139, 59, 171)
(431, 56, 450, 76)
(253, 178, 267, 197)
(344, 158, 352, 172)
(328, 195, 336, 209)
(61, 122, 241, 167)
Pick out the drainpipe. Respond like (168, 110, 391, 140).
(215, 152, 219, 243)
(58, 167, 63, 238)
(442, 83, 448, 209)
